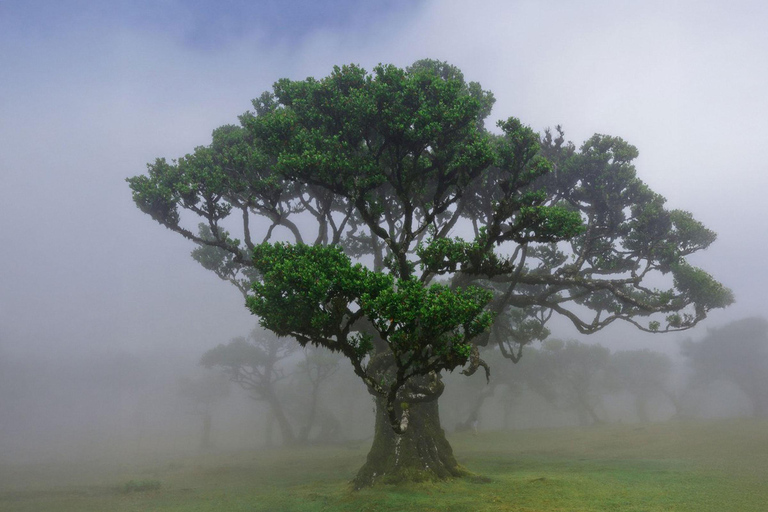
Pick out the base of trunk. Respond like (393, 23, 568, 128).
(353, 397, 467, 489)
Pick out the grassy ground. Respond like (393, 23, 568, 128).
(2, 419, 767, 511)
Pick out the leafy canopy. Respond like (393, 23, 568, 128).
(128, 60, 731, 432)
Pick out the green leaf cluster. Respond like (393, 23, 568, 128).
(416, 234, 513, 277)
(248, 63, 495, 204)
(248, 243, 386, 348)
(671, 261, 735, 313)
(248, 242, 494, 372)
(127, 60, 733, 425)
(364, 278, 494, 366)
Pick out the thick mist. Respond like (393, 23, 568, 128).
(1, 0, 768, 508)
(2, 323, 764, 466)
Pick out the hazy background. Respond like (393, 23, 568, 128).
(1, 0, 767, 461)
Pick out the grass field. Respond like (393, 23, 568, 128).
(2, 419, 766, 511)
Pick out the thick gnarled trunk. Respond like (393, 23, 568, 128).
(353, 396, 466, 489)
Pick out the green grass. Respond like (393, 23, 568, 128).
(2, 419, 767, 511)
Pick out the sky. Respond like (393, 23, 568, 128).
(1, 0, 767, 361)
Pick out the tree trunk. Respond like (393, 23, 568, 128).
(298, 384, 320, 443)
(455, 386, 493, 433)
(267, 395, 296, 446)
(353, 395, 467, 489)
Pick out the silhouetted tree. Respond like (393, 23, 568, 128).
(449, 346, 528, 433)
(201, 328, 298, 445)
(681, 317, 768, 417)
(177, 372, 231, 450)
(522, 339, 611, 425)
(607, 349, 673, 422)
(292, 347, 342, 443)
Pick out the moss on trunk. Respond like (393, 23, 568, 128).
(353, 396, 467, 489)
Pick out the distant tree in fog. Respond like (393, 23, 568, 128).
(607, 349, 673, 422)
(451, 308, 551, 432)
(291, 347, 342, 443)
(201, 328, 341, 445)
(177, 372, 230, 450)
(449, 346, 529, 433)
(681, 317, 768, 417)
(201, 328, 298, 445)
(524, 339, 611, 425)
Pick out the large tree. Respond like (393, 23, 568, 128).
(128, 60, 731, 486)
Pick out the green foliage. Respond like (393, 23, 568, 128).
(513, 204, 584, 242)
(127, 158, 184, 227)
(671, 262, 734, 313)
(248, 242, 494, 372)
(416, 233, 513, 277)
(191, 223, 257, 296)
(248, 63, 495, 202)
(364, 278, 494, 363)
(248, 243, 386, 357)
(128, 59, 732, 441)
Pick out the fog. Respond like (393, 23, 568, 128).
(2, 0, 768, 503)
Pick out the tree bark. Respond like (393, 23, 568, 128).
(353, 395, 467, 489)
